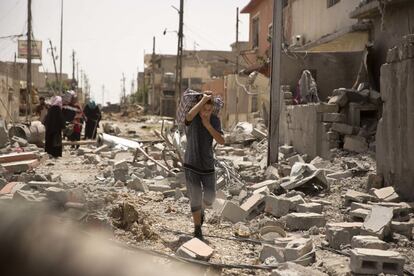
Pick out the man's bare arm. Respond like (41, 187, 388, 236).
(185, 94, 212, 122)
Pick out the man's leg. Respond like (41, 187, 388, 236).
(200, 172, 217, 224)
(184, 170, 203, 239)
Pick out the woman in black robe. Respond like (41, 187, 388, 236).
(44, 96, 65, 158)
(83, 100, 101, 139)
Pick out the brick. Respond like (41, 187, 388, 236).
(344, 135, 368, 153)
(2, 159, 39, 173)
(372, 186, 400, 202)
(176, 238, 214, 261)
(325, 222, 362, 250)
(265, 196, 291, 218)
(350, 248, 405, 275)
(0, 182, 28, 195)
(351, 235, 389, 250)
(362, 205, 393, 239)
(221, 201, 247, 223)
(0, 152, 38, 164)
(284, 213, 326, 231)
(322, 113, 346, 123)
(331, 123, 354, 135)
(297, 202, 323, 213)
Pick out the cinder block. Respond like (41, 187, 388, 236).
(249, 179, 279, 191)
(350, 248, 405, 275)
(260, 244, 284, 262)
(265, 196, 291, 218)
(349, 208, 370, 221)
(279, 145, 294, 155)
(284, 238, 314, 265)
(297, 202, 323, 214)
(240, 193, 265, 217)
(325, 222, 362, 250)
(372, 186, 400, 202)
(351, 235, 389, 250)
(391, 220, 414, 240)
(176, 238, 214, 261)
(221, 201, 247, 223)
(362, 205, 393, 239)
(286, 195, 306, 211)
(344, 189, 375, 206)
(285, 213, 326, 231)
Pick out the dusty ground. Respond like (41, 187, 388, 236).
(31, 117, 414, 276)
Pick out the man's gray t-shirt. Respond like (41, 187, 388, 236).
(184, 114, 223, 173)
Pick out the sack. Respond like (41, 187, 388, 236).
(176, 89, 223, 127)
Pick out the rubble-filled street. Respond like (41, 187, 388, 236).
(1, 110, 413, 275)
(1, 0, 414, 275)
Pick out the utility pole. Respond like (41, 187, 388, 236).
(48, 40, 59, 83)
(76, 62, 79, 84)
(72, 50, 75, 82)
(175, 0, 184, 109)
(121, 73, 126, 104)
(59, 0, 64, 93)
(235, 7, 240, 124)
(26, 0, 32, 120)
(267, 0, 283, 165)
(152, 36, 156, 113)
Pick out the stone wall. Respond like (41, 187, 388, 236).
(376, 35, 414, 200)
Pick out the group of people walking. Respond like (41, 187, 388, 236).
(37, 91, 101, 158)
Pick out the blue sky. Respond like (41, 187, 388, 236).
(0, 0, 250, 104)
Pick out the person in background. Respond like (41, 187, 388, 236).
(68, 95, 84, 149)
(184, 93, 225, 240)
(44, 96, 65, 158)
(35, 96, 48, 124)
(83, 100, 101, 140)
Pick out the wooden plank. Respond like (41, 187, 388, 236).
(0, 152, 38, 164)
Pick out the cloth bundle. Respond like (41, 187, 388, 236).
(176, 89, 223, 127)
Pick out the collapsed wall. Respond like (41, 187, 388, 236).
(376, 35, 414, 200)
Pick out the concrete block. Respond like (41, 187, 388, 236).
(253, 186, 270, 195)
(265, 196, 291, 218)
(286, 195, 305, 211)
(391, 220, 414, 240)
(286, 154, 305, 167)
(272, 262, 328, 276)
(240, 193, 265, 215)
(351, 235, 389, 250)
(279, 145, 294, 155)
(325, 222, 362, 250)
(327, 170, 352, 180)
(344, 135, 368, 153)
(350, 248, 405, 275)
(249, 179, 279, 191)
(331, 123, 354, 135)
(297, 202, 323, 213)
(212, 198, 226, 213)
(285, 213, 326, 231)
(362, 205, 393, 239)
(350, 208, 370, 221)
(265, 165, 280, 180)
(176, 238, 214, 261)
(221, 201, 247, 223)
(260, 244, 284, 263)
(315, 103, 339, 113)
(372, 186, 400, 202)
(284, 238, 313, 263)
(322, 113, 346, 123)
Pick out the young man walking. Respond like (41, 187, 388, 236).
(184, 93, 225, 240)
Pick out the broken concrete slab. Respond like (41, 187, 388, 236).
(265, 196, 291, 218)
(344, 189, 375, 206)
(272, 262, 328, 276)
(249, 179, 279, 191)
(361, 205, 393, 239)
(284, 213, 326, 231)
(176, 238, 214, 261)
(350, 208, 370, 221)
(297, 202, 323, 214)
(332, 123, 354, 135)
(286, 195, 306, 211)
(286, 154, 305, 167)
(350, 248, 405, 275)
(325, 222, 363, 250)
(328, 93, 348, 107)
(372, 186, 400, 202)
(221, 201, 247, 223)
(327, 170, 352, 180)
(281, 163, 329, 192)
(344, 135, 368, 153)
(351, 235, 389, 250)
